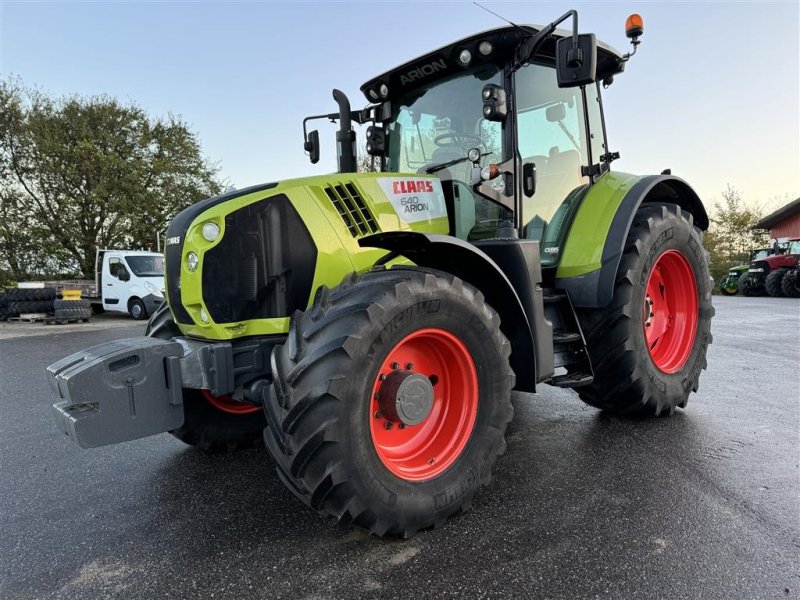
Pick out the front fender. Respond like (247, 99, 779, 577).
(359, 232, 540, 392)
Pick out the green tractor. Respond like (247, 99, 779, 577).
(48, 11, 713, 537)
(719, 247, 773, 296)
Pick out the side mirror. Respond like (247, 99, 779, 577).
(545, 103, 566, 123)
(365, 126, 387, 156)
(556, 33, 597, 88)
(304, 130, 320, 164)
(481, 84, 507, 122)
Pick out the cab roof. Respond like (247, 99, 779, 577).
(361, 25, 625, 103)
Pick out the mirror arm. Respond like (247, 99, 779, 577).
(515, 9, 578, 70)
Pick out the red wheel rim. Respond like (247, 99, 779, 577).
(369, 328, 478, 481)
(643, 250, 699, 373)
(201, 389, 261, 415)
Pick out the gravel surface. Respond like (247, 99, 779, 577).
(1, 296, 798, 599)
(0, 312, 140, 340)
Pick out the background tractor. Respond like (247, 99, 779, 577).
(719, 247, 773, 296)
(738, 239, 800, 297)
(48, 10, 714, 537)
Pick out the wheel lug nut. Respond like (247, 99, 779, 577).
(428, 458, 435, 465)
(405, 363, 414, 370)
(379, 374, 386, 381)
(384, 421, 393, 430)
(374, 411, 382, 419)
(391, 362, 399, 370)
(399, 423, 406, 429)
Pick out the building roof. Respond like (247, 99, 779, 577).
(754, 197, 800, 230)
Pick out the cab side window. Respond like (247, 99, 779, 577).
(516, 63, 590, 236)
(109, 258, 129, 280)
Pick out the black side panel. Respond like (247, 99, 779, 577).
(165, 182, 278, 325)
(202, 196, 317, 323)
(474, 239, 554, 383)
(360, 232, 537, 392)
(558, 174, 708, 308)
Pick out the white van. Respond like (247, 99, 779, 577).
(98, 250, 165, 319)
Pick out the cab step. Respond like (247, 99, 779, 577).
(544, 290, 594, 389)
(550, 371, 594, 388)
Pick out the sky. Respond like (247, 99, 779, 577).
(2, 1, 798, 211)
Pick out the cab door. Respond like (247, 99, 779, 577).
(102, 255, 131, 312)
(514, 63, 606, 263)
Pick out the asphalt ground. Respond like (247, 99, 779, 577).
(1, 295, 798, 600)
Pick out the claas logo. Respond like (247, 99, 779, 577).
(392, 180, 435, 195)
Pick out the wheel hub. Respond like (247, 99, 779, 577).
(378, 370, 434, 426)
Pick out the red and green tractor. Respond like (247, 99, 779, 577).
(738, 239, 800, 297)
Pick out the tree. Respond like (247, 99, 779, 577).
(703, 185, 771, 284)
(0, 78, 222, 279)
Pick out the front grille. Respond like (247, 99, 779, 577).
(324, 183, 379, 237)
(202, 195, 317, 323)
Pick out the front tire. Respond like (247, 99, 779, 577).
(765, 268, 787, 297)
(263, 268, 514, 537)
(576, 204, 713, 416)
(738, 272, 764, 297)
(129, 297, 148, 320)
(145, 303, 266, 453)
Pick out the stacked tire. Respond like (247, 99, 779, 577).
(3, 287, 57, 318)
(0, 290, 8, 321)
(54, 298, 92, 321)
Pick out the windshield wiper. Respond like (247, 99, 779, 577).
(425, 152, 489, 174)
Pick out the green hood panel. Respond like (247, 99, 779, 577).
(170, 173, 447, 340)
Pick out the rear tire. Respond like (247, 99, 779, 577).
(765, 268, 787, 297)
(576, 204, 713, 417)
(263, 268, 514, 537)
(781, 269, 800, 298)
(145, 303, 266, 453)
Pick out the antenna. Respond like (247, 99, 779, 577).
(473, 2, 529, 34)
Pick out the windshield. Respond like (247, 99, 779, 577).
(125, 255, 164, 277)
(787, 240, 800, 255)
(752, 249, 771, 260)
(385, 66, 510, 241)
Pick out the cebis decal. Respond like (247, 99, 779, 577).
(377, 177, 447, 224)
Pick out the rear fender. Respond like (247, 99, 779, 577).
(557, 173, 709, 308)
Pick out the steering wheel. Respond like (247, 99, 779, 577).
(434, 133, 484, 148)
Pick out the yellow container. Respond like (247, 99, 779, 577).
(62, 289, 82, 300)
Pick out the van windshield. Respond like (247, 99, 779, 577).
(125, 255, 164, 277)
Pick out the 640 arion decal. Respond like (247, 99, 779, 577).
(377, 177, 447, 224)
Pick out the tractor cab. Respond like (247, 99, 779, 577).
(305, 17, 636, 268)
(361, 24, 627, 265)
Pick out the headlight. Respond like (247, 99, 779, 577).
(144, 281, 163, 298)
(186, 252, 199, 272)
(201, 222, 220, 242)
(749, 268, 765, 273)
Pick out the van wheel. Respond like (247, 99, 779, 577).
(129, 298, 148, 320)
